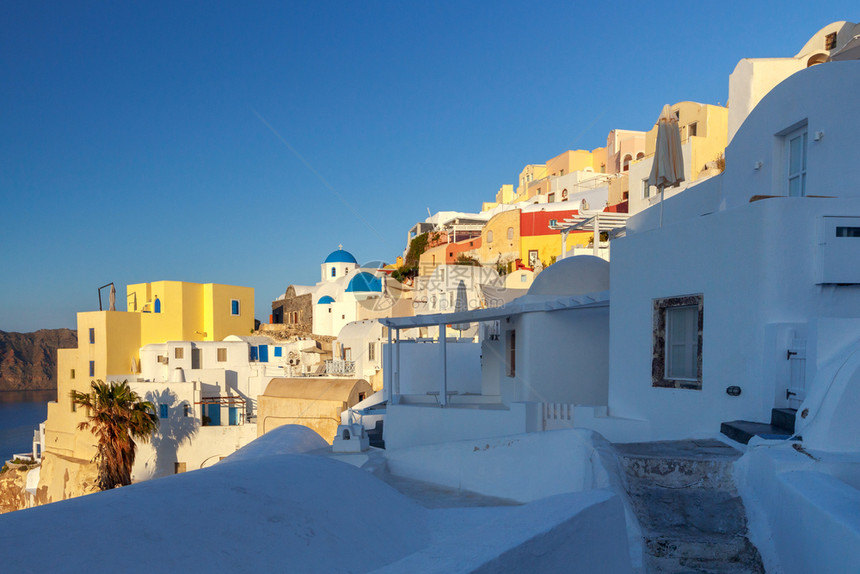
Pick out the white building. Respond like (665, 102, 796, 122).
(119, 334, 324, 479)
(379, 256, 610, 450)
(593, 60, 860, 445)
(727, 21, 860, 142)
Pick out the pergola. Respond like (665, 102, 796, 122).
(379, 291, 610, 407)
(550, 210, 630, 259)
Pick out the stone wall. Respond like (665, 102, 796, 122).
(271, 291, 313, 336)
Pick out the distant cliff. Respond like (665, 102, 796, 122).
(0, 329, 77, 391)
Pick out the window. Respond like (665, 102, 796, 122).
(274, 347, 283, 357)
(507, 227, 514, 240)
(250, 346, 258, 361)
(368, 342, 376, 361)
(89, 361, 95, 377)
(636, 152, 645, 160)
(652, 295, 703, 390)
(70, 369, 75, 380)
(520, 274, 527, 283)
(547, 193, 555, 203)
(506, 330, 516, 377)
(825, 32, 837, 50)
(183, 404, 190, 417)
(88, 328, 95, 344)
(217, 348, 227, 362)
(622, 155, 632, 171)
(331, 267, 336, 277)
(71, 396, 76, 412)
(643, 179, 651, 199)
(786, 127, 808, 197)
(688, 122, 698, 138)
(559, 169, 564, 176)
(487, 230, 493, 243)
(159, 404, 168, 418)
(175, 462, 187, 474)
(175, 348, 184, 359)
(549, 219, 558, 227)
(836, 227, 860, 238)
(600, 163, 605, 173)
(231, 299, 240, 315)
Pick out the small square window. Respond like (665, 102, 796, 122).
(88, 328, 95, 344)
(159, 404, 168, 418)
(825, 32, 837, 50)
(217, 348, 227, 362)
(274, 347, 283, 357)
(688, 122, 698, 138)
(231, 300, 240, 315)
(175, 347, 184, 359)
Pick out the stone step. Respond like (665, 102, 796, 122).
(770, 407, 797, 432)
(720, 420, 791, 445)
(626, 488, 747, 536)
(645, 532, 762, 565)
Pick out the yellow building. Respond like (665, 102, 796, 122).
(478, 209, 521, 268)
(39, 280, 254, 504)
(641, 101, 728, 180)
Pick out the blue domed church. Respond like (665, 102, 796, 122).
(271, 247, 388, 337)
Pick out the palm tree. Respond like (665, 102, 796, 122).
(71, 380, 159, 491)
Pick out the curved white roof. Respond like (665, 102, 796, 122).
(528, 255, 609, 297)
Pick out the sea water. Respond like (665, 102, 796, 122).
(0, 390, 54, 462)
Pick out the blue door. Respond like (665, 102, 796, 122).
(207, 403, 221, 426)
(259, 345, 268, 363)
(229, 407, 239, 426)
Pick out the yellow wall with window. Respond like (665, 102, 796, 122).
(520, 231, 591, 267)
(40, 280, 255, 504)
(479, 209, 520, 267)
(644, 102, 728, 181)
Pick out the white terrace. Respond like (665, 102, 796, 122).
(379, 256, 611, 450)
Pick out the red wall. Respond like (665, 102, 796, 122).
(520, 209, 578, 236)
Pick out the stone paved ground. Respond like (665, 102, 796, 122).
(615, 439, 765, 574)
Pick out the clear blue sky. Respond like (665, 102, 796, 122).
(1, 1, 856, 332)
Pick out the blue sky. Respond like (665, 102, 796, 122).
(1, 1, 856, 332)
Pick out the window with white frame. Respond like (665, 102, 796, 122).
(231, 299, 240, 315)
(643, 178, 651, 199)
(652, 295, 703, 390)
(786, 126, 808, 197)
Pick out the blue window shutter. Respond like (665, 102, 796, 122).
(274, 347, 282, 357)
(89, 361, 94, 377)
(250, 346, 258, 361)
(160, 404, 168, 418)
(259, 345, 268, 363)
(231, 300, 240, 315)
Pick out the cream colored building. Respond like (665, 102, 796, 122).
(627, 101, 728, 216)
(257, 378, 372, 442)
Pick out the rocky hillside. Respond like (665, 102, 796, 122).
(0, 329, 77, 391)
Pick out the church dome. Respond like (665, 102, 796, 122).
(324, 248, 357, 264)
(346, 272, 382, 293)
(317, 296, 336, 304)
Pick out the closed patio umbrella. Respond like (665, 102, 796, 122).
(648, 104, 685, 227)
(109, 284, 116, 311)
(452, 280, 471, 332)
